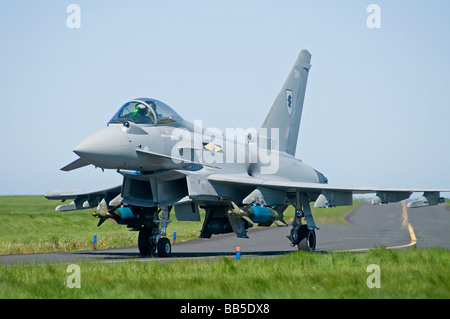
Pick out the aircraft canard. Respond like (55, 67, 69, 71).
(46, 50, 449, 257)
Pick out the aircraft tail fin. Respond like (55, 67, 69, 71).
(259, 50, 311, 156)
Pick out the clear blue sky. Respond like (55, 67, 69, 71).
(0, 0, 449, 195)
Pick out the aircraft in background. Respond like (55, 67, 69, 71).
(46, 50, 449, 257)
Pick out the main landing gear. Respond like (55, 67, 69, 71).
(287, 191, 318, 252)
(138, 206, 172, 257)
(288, 212, 317, 251)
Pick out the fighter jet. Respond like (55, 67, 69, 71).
(46, 50, 449, 257)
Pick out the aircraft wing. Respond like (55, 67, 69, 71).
(207, 174, 450, 208)
(45, 186, 122, 211)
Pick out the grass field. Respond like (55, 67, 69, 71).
(0, 248, 449, 298)
(0, 196, 359, 255)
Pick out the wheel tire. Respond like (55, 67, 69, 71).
(138, 227, 156, 256)
(157, 237, 172, 257)
(297, 225, 316, 252)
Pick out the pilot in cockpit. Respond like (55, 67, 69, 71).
(133, 101, 157, 123)
(135, 103, 150, 116)
(109, 99, 178, 125)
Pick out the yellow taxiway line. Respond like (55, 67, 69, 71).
(331, 201, 417, 253)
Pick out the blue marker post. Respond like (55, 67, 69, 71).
(236, 246, 241, 260)
(173, 231, 176, 245)
(93, 234, 97, 250)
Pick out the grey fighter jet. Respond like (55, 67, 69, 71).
(46, 50, 449, 257)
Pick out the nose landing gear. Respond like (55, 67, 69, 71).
(138, 206, 172, 257)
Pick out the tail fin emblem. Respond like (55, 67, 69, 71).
(286, 89, 293, 116)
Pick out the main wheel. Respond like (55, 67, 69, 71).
(138, 227, 157, 256)
(157, 237, 172, 257)
(297, 225, 316, 252)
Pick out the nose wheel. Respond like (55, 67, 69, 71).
(157, 237, 172, 257)
(138, 228, 173, 257)
(138, 206, 172, 257)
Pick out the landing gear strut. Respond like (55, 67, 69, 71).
(138, 206, 172, 257)
(287, 191, 318, 252)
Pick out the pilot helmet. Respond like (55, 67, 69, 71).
(135, 103, 149, 115)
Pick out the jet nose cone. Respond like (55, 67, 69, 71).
(73, 126, 130, 169)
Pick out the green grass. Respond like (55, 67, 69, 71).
(284, 200, 362, 225)
(0, 196, 205, 254)
(0, 248, 449, 298)
(0, 196, 135, 254)
(0, 196, 360, 255)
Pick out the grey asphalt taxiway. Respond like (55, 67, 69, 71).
(1, 201, 449, 265)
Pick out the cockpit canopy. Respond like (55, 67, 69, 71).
(108, 98, 183, 125)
